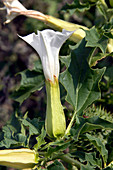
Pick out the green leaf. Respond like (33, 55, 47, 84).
(105, 65, 113, 81)
(11, 69, 45, 104)
(15, 133, 27, 143)
(7, 112, 21, 133)
(97, 2, 108, 21)
(0, 112, 27, 148)
(85, 27, 108, 54)
(20, 118, 44, 136)
(47, 140, 70, 157)
(81, 163, 94, 170)
(34, 59, 43, 73)
(47, 160, 65, 170)
(2, 125, 16, 139)
(0, 110, 44, 148)
(61, 0, 91, 14)
(60, 55, 71, 68)
(85, 152, 101, 168)
(0, 125, 27, 148)
(70, 116, 113, 140)
(86, 133, 108, 163)
(34, 127, 46, 150)
(89, 53, 109, 67)
(60, 39, 105, 114)
(74, 151, 102, 168)
(0, 138, 19, 148)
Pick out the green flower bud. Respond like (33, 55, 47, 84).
(46, 15, 88, 43)
(0, 148, 37, 169)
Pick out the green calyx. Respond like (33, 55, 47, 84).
(45, 77, 66, 138)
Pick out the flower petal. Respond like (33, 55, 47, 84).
(18, 32, 54, 82)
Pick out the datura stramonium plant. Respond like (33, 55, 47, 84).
(19, 29, 74, 138)
(0, 148, 36, 169)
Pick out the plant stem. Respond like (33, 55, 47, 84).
(104, 162, 107, 168)
(65, 110, 77, 136)
(59, 154, 83, 169)
(99, 0, 108, 9)
(39, 151, 84, 168)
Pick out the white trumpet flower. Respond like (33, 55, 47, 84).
(19, 29, 74, 138)
(19, 29, 73, 83)
(1, 0, 46, 23)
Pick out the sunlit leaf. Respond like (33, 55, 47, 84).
(60, 39, 105, 114)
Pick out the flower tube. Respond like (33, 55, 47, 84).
(0, 148, 37, 169)
(19, 29, 74, 138)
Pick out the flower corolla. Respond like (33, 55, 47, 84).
(19, 29, 74, 83)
